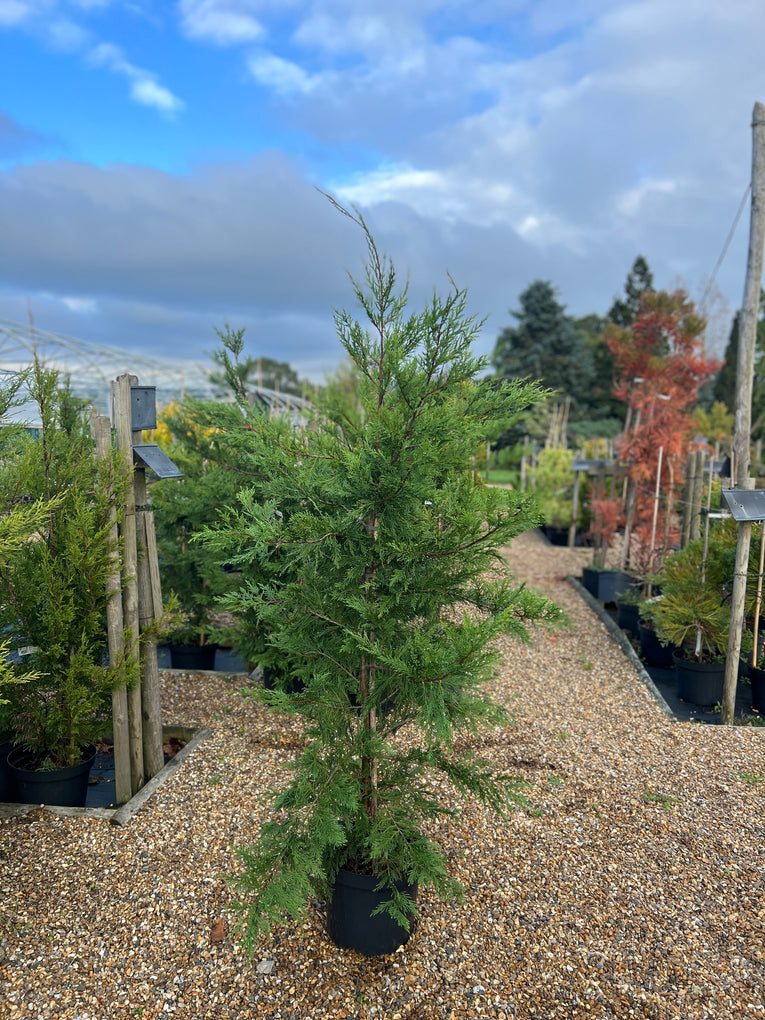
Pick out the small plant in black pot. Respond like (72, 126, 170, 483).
(203, 206, 562, 957)
(643, 520, 751, 707)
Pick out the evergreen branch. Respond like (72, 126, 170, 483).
(423, 513, 521, 559)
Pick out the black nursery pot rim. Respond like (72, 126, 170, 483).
(7, 742, 97, 775)
(671, 650, 725, 669)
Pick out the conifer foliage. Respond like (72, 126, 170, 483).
(204, 208, 561, 949)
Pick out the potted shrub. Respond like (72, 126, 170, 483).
(0, 359, 136, 805)
(528, 447, 577, 545)
(0, 371, 56, 800)
(151, 400, 243, 669)
(642, 520, 745, 706)
(581, 483, 633, 603)
(203, 211, 562, 956)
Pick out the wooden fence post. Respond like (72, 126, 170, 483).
(113, 374, 144, 794)
(91, 410, 132, 806)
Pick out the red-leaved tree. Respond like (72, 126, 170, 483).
(606, 290, 720, 576)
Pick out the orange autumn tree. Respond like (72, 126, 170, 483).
(606, 289, 720, 576)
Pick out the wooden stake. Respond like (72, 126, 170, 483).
(685, 452, 697, 550)
(113, 374, 144, 793)
(752, 524, 765, 666)
(568, 469, 581, 549)
(690, 450, 704, 542)
(91, 411, 132, 806)
(135, 465, 164, 780)
(648, 446, 664, 570)
(723, 478, 754, 723)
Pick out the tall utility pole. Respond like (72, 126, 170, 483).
(723, 102, 765, 725)
(732, 102, 765, 484)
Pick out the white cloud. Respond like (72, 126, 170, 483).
(0, 0, 41, 25)
(615, 178, 681, 220)
(45, 16, 90, 51)
(61, 295, 98, 313)
(179, 0, 264, 45)
(248, 52, 318, 95)
(88, 42, 185, 114)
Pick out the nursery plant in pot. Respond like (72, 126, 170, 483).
(0, 360, 136, 806)
(0, 372, 58, 801)
(527, 447, 578, 545)
(158, 377, 305, 689)
(203, 209, 562, 957)
(642, 520, 744, 708)
(151, 402, 242, 670)
(582, 485, 633, 603)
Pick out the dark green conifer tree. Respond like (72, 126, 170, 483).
(712, 310, 740, 413)
(202, 209, 562, 946)
(608, 255, 654, 326)
(492, 280, 593, 403)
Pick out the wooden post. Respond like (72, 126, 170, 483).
(690, 450, 704, 542)
(648, 446, 664, 571)
(752, 524, 765, 666)
(685, 452, 697, 550)
(135, 465, 165, 779)
(723, 478, 755, 724)
(722, 103, 765, 725)
(91, 411, 132, 806)
(732, 102, 765, 486)
(113, 374, 144, 793)
(618, 477, 636, 570)
(568, 469, 581, 548)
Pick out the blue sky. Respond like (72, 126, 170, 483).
(2, 0, 765, 382)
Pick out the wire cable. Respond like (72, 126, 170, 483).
(701, 182, 752, 310)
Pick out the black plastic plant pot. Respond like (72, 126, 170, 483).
(169, 643, 218, 671)
(327, 868, 417, 957)
(672, 653, 725, 708)
(616, 598, 640, 637)
(7, 744, 96, 807)
(581, 567, 635, 605)
(0, 741, 16, 801)
(748, 664, 765, 713)
(261, 665, 305, 695)
(540, 525, 569, 547)
(638, 623, 676, 669)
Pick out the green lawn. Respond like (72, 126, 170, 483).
(484, 469, 516, 486)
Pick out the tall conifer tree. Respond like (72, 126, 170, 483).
(202, 209, 561, 946)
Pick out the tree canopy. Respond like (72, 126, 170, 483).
(492, 280, 594, 409)
(608, 255, 655, 326)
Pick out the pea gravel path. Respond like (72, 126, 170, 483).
(2, 529, 764, 1020)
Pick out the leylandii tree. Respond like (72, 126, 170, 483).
(204, 208, 561, 949)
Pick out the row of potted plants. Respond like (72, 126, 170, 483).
(586, 515, 765, 713)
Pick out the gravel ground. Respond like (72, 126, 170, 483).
(1, 528, 764, 1020)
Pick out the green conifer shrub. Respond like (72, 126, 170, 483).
(0, 359, 134, 769)
(150, 399, 243, 650)
(203, 209, 562, 949)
